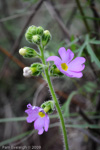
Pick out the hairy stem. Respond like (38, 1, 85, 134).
(39, 45, 69, 150)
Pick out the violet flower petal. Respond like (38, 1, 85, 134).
(25, 106, 39, 123)
(38, 128, 44, 135)
(66, 70, 83, 78)
(27, 103, 33, 108)
(44, 115, 50, 132)
(58, 47, 74, 63)
(68, 57, 85, 66)
(68, 57, 86, 72)
(34, 117, 45, 132)
(68, 63, 85, 72)
(46, 56, 61, 65)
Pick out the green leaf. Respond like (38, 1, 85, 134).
(86, 44, 100, 68)
(50, 123, 100, 129)
(66, 124, 100, 129)
(77, 42, 86, 57)
(65, 35, 83, 48)
(0, 117, 26, 123)
(90, 40, 100, 45)
(62, 91, 78, 117)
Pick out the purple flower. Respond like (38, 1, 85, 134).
(46, 47, 86, 78)
(25, 103, 50, 135)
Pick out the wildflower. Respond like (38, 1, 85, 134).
(25, 104, 50, 135)
(46, 47, 86, 78)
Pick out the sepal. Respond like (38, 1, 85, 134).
(19, 47, 39, 58)
(36, 26, 44, 36)
(25, 25, 37, 43)
(50, 65, 64, 77)
(32, 35, 41, 45)
(30, 63, 43, 76)
(42, 30, 51, 47)
(41, 100, 54, 114)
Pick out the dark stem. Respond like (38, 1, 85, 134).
(76, 0, 91, 33)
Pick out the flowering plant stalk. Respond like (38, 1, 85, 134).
(39, 45, 69, 150)
(19, 25, 86, 150)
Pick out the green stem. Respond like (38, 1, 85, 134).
(39, 45, 69, 150)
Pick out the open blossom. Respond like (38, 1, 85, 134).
(25, 104, 50, 135)
(46, 47, 86, 78)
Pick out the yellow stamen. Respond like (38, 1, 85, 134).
(38, 112, 45, 118)
(61, 63, 68, 71)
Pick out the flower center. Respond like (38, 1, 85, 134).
(38, 112, 45, 118)
(61, 63, 68, 71)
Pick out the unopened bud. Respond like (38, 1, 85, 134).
(19, 48, 27, 56)
(36, 26, 44, 36)
(32, 35, 41, 45)
(42, 30, 51, 47)
(19, 47, 39, 58)
(25, 25, 37, 43)
(23, 67, 32, 78)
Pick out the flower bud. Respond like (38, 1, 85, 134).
(36, 26, 44, 36)
(41, 100, 54, 114)
(25, 25, 37, 43)
(50, 65, 63, 77)
(23, 67, 32, 78)
(42, 30, 51, 47)
(32, 35, 41, 45)
(19, 48, 27, 56)
(30, 63, 43, 76)
(19, 47, 39, 58)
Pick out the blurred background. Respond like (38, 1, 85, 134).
(0, 0, 100, 150)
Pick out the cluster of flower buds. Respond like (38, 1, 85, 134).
(19, 25, 64, 78)
(25, 25, 51, 46)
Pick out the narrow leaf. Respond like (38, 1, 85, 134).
(86, 44, 100, 68)
(0, 117, 26, 123)
(90, 40, 100, 45)
(77, 42, 86, 57)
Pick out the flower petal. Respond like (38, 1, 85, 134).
(44, 115, 50, 132)
(68, 57, 86, 71)
(46, 56, 61, 65)
(25, 106, 39, 123)
(27, 103, 32, 108)
(68, 64, 85, 72)
(34, 117, 45, 131)
(58, 47, 74, 63)
(66, 70, 83, 78)
(38, 128, 44, 135)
